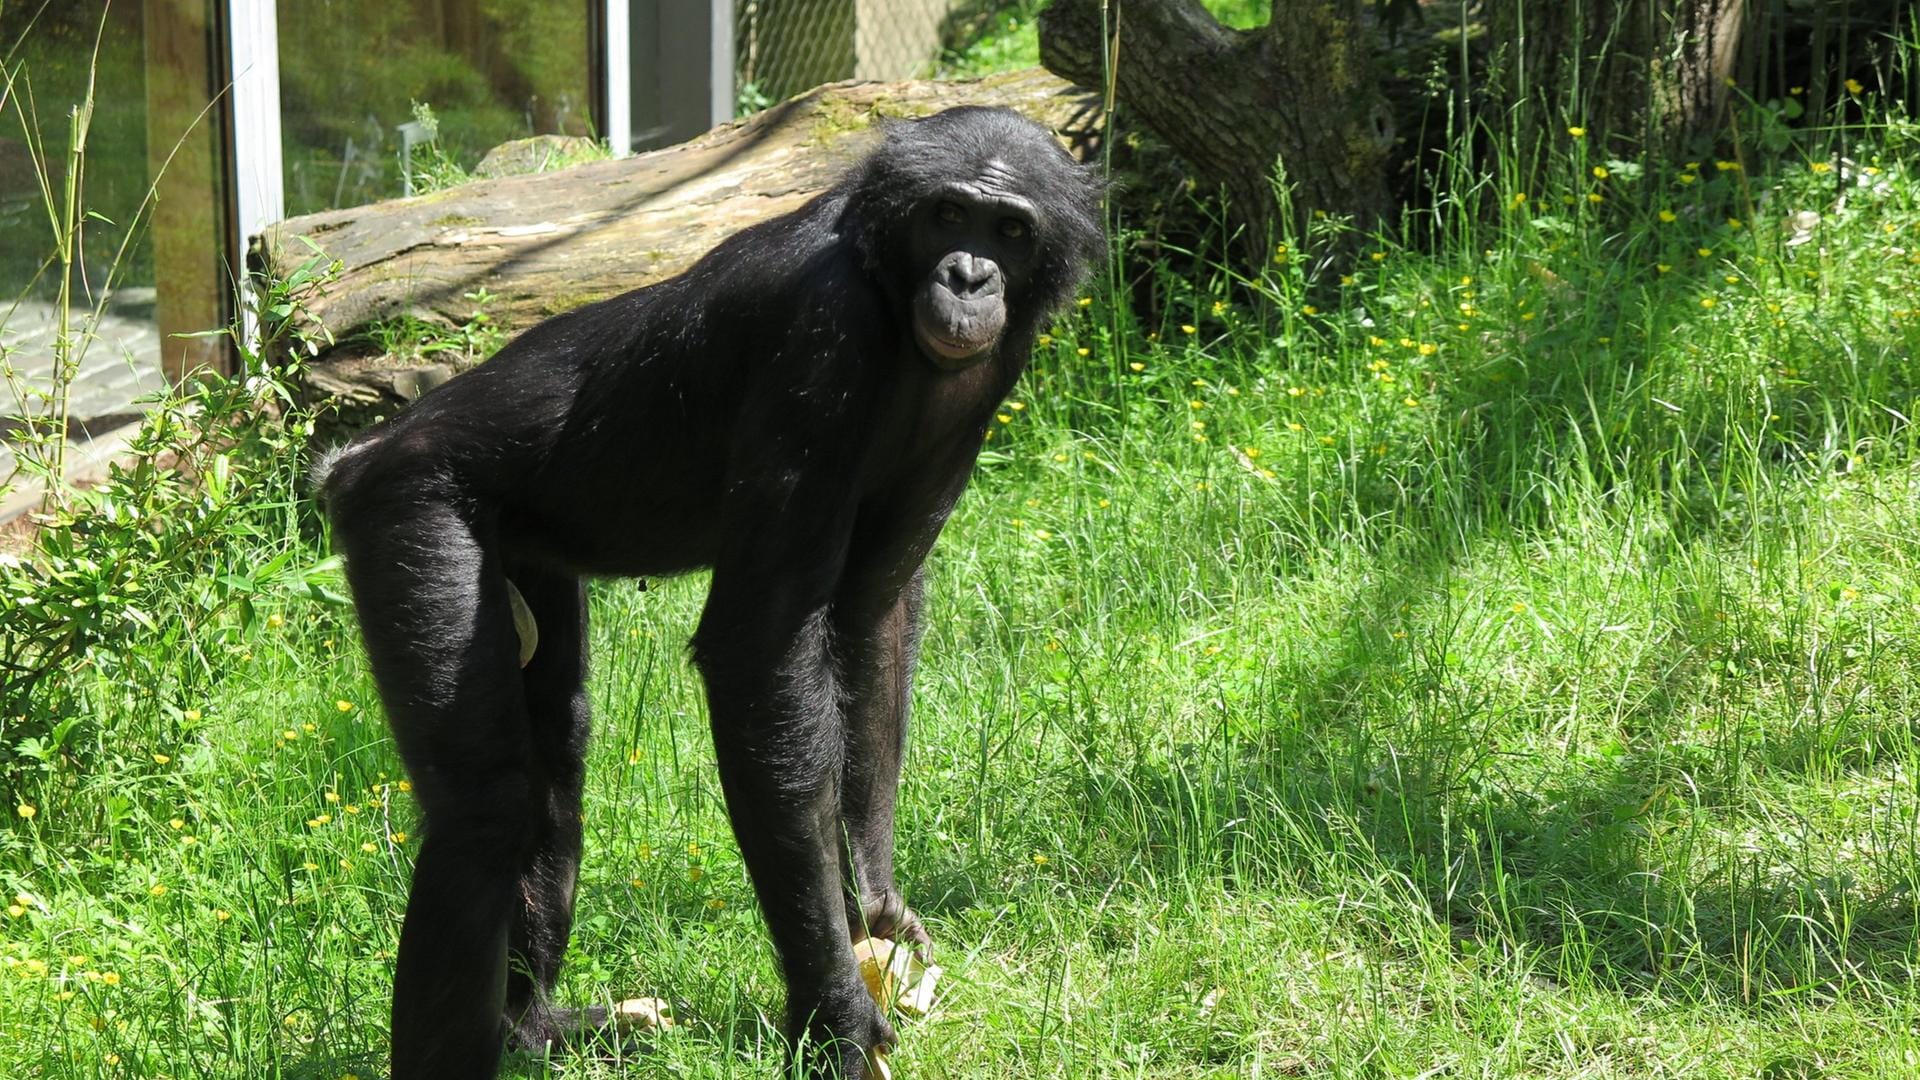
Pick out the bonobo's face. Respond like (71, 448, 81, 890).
(908, 167, 1039, 371)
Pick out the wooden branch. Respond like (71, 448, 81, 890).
(251, 70, 1102, 362)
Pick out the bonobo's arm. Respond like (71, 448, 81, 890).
(832, 441, 984, 949)
(688, 304, 895, 1071)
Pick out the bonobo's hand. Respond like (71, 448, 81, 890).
(794, 978, 897, 1079)
(848, 887, 933, 958)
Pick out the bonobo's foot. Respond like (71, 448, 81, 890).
(794, 982, 897, 1080)
(847, 887, 932, 957)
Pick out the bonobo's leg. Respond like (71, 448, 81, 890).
(694, 587, 894, 1079)
(500, 564, 594, 1053)
(836, 569, 931, 952)
(335, 488, 535, 1080)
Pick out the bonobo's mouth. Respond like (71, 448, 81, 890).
(913, 286, 1004, 372)
(914, 320, 993, 369)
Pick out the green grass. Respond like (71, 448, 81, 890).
(8, 93, 1920, 1080)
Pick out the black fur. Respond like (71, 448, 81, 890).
(321, 106, 1101, 1079)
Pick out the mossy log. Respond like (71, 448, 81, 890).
(253, 69, 1102, 401)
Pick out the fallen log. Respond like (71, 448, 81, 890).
(252, 69, 1102, 426)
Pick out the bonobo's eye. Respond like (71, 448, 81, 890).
(997, 217, 1030, 240)
(935, 200, 965, 225)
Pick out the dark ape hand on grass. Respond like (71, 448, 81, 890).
(318, 106, 1102, 1080)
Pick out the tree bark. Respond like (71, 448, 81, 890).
(1039, 0, 1394, 249)
(1484, 0, 1746, 160)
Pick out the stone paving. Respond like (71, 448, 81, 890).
(0, 290, 167, 487)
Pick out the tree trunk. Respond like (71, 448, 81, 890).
(1484, 0, 1746, 161)
(1039, 0, 1393, 249)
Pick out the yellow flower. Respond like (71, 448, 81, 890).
(1714, 160, 1741, 172)
(1075, 347, 1090, 357)
(1657, 263, 1673, 274)
(1844, 78, 1864, 95)
(1417, 342, 1438, 356)
(1700, 296, 1717, 308)
(169, 818, 185, 830)
(1511, 602, 1528, 614)
(215, 909, 232, 922)
(181, 836, 198, 846)
(1128, 362, 1145, 372)
(150, 884, 168, 897)
(184, 709, 202, 722)
(1677, 173, 1698, 185)
(1210, 300, 1226, 316)
(302, 862, 320, 872)
(1031, 853, 1050, 865)
(1696, 247, 1713, 258)
(16, 804, 35, 819)
(282, 729, 299, 741)
(687, 842, 702, 856)
(705, 898, 726, 911)
(995, 414, 1011, 424)
(1841, 586, 1861, 601)
(1511, 193, 1528, 207)
(102, 972, 121, 986)
(1810, 161, 1832, 173)
(6, 905, 23, 918)
(1033, 530, 1051, 540)
(361, 842, 378, 854)
(1076, 297, 1092, 307)
(1658, 209, 1677, 223)
(1180, 324, 1197, 335)
(324, 791, 340, 804)
(688, 867, 705, 882)
(1339, 274, 1355, 285)
(335, 700, 353, 713)
(1587, 193, 1604, 204)
(1727, 218, 1743, 229)
(1036, 334, 1052, 347)
(1592, 165, 1609, 179)
(1301, 305, 1319, 316)
(1568, 126, 1586, 137)
(1189, 400, 1205, 409)
(266, 613, 284, 630)
(1097, 498, 1111, 508)
(307, 814, 332, 827)
(389, 831, 407, 844)
(1370, 251, 1386, 262)
(1403, 396, 1420, 408)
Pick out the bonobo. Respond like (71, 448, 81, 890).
(319, 106, 1102, 1079)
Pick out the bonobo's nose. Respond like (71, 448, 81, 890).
(943, 253, 1000, 297)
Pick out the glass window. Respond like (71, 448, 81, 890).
(1, 1, 222, 459)
(276, 0, 595, 217)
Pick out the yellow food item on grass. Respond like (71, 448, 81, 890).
(851, 936, 942, 1018)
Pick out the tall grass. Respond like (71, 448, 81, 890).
(4, 28, 1920, 1080)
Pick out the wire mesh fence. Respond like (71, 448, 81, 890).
(734, 0, 964, 114)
